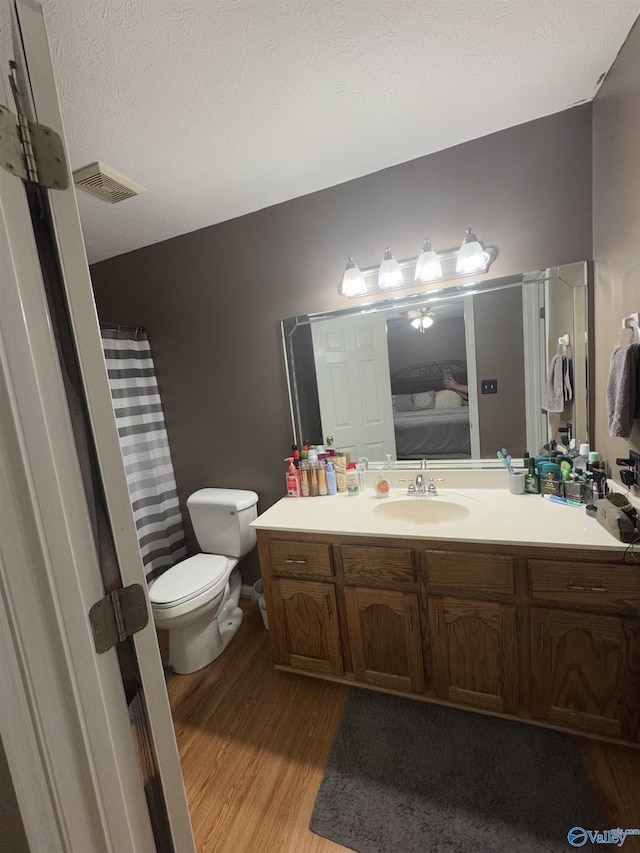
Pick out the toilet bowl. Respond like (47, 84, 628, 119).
(148, 488, 258, 674)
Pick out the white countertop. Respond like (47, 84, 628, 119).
(252, 480, 629, 551)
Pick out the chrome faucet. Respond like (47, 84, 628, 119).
(415, 473, 426, 493)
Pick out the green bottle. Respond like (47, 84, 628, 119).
(524, 458, 540, 494)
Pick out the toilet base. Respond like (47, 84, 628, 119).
(169, 567, 243, 674)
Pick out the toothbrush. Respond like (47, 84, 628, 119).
(506, 454, 514, 475)
(544, 494, 582, 508)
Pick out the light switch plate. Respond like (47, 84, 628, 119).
(481, 379, 498, 394)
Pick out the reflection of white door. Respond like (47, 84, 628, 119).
(311, 313, 397, 461)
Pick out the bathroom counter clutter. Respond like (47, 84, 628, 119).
(252, 486, 629, 551)
(254, 478, 640, 747)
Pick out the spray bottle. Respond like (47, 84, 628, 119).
(284, 458, 301, 497)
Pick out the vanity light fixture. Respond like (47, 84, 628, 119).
(339, 228, 495, 297)
(339, 257, 367, 297)
(409, 309, 434, 334)
(456, 228, 490, 274)
(377, 247, 404, 290)
(414, 237, 443, 282)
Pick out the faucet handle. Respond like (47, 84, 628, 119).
(404, 478, 416, 494)
(428, 477, 444, 493)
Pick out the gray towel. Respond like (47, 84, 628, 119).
(606, 343, 640, 438)
(543, 354, 565, 413)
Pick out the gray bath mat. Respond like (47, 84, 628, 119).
(310, 689, 604, 852)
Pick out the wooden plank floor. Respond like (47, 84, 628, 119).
(167, 601, 640, 852)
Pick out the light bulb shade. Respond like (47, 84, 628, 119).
(410, 311, 434, 333)
(414, 238, 443, 282)
(456, 228, 488, 274)
(340, 257, 366, 296)
(377, 248, 404, 290)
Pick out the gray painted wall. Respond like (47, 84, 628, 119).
(473, 288, 526, 456)
(593, 17, 640, 483)
(91, 105, 593, 582)
(387, 315, 467, 375)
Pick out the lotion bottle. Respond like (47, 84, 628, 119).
(318, 464, 328, 496)
(325, 461, 337, 495)
(300, 461, 310, 497)
(346, 462, 360, 495)
(284, 458, 301, 497)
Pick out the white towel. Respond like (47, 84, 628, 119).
(543, 354, 565, 413)
(607, 343, 640, 438)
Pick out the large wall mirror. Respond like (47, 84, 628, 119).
(282, 261, 591, 466)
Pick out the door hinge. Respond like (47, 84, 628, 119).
(0, 102, 68, 189)
(89, 584, 149, 654)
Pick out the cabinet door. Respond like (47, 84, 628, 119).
(531, 607, 640, 740)
(429, 596, 519, 714)
(270, 578, 343, 676)
(346, 588, 424, 693)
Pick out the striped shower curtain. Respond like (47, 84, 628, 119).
(101, 327, 187, 580)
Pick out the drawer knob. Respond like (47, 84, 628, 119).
(566, 583, 608, 593)
(284, 558, 308, 565)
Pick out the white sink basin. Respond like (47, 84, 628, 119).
(372, 498, 470, 525)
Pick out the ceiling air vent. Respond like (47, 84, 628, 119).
(73, 161, 145, 203)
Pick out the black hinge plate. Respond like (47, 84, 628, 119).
(89, 583, 149, 654)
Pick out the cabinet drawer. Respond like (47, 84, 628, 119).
(529, 560, 640, 610)
(266, 540, 333, 577)
(426, 551, 514, 595)
(342, 545, 414, 589)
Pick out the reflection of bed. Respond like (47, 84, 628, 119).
(391, 361, 471, 459)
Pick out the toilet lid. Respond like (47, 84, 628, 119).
(149, 553, 231, 607)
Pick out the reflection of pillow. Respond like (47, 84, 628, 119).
(434, 389, 463, 409)
(412, 390, 436, 410)
(392, 393, 415, 412)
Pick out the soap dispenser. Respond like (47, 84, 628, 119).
(284, 458, 301, 497)
(375, 471, 391, 498)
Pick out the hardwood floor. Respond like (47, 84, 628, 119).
(167, 600, 640, 852)
(167, 601, 350, 852)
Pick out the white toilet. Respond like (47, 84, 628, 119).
(149, 487, 258, 674)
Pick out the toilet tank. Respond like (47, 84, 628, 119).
(186, 488, 258, 557)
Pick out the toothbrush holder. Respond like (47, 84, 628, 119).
(508, 471, 525, 495)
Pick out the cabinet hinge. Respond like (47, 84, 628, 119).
(89, 584, 149, 654)
(1, 64, 68, 189)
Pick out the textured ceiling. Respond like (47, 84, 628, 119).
(2, 0, 639, 262)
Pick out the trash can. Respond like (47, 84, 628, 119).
(252, 579, 269, 630)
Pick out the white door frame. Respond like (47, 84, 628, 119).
(0, 135, 156, 852)
(1, 1, 194, 848)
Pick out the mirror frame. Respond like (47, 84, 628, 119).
(281, 261, 592, 469)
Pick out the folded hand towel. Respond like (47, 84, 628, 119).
(543, 354, 565, 413)
(606, 343, 640, 438)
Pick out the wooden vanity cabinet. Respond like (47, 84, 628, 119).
(425, 550, 519, 714)
(257, 530, 640, 746)
(340, 543, 424, 692)
(528, 558, 640, 740)
(345, 588, 424, 693)
(530, 607, 640, 740)
(269, 578, 343, 676)
(258, 536, 343, 676)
